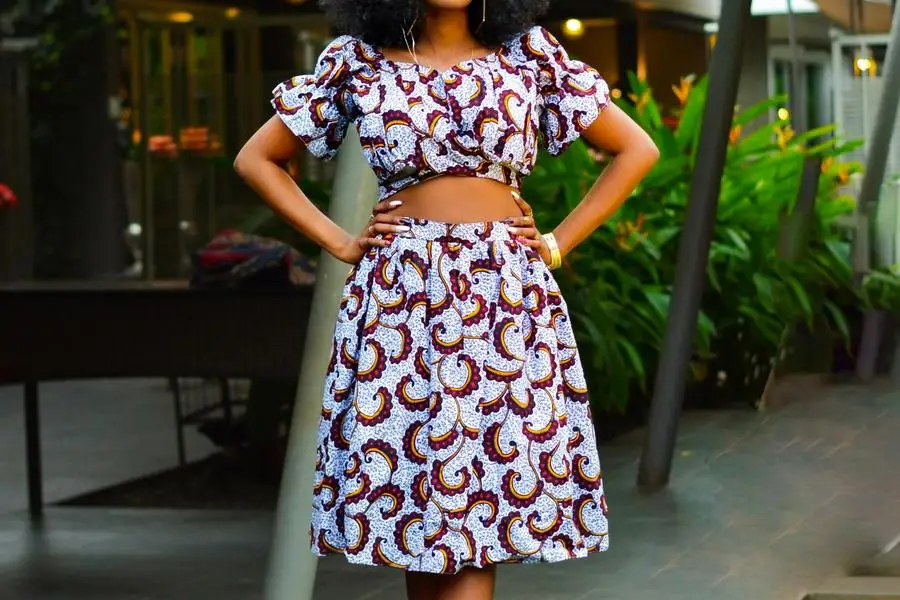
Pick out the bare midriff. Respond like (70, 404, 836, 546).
(385, 176, 523, 223)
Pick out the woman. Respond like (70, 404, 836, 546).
(235, 0, 658, 598)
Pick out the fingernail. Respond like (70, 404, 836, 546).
(510, 191, 521, 199)
(502, 217, 514, 224)
(389, 200, 402, 207)
(506, 226, 517, 233)
(397, 226, 410, 231)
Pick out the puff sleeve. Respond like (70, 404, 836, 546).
(271, 36, 357, 160)
(528, 27, 611, 156)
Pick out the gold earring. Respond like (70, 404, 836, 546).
(475, 0, 486, 32)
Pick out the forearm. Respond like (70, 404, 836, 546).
(552, 148, 656, 256)
(236, 158, 351, 258)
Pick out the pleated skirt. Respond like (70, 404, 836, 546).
(312, 218, 609, 574)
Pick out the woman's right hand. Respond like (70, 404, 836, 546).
(334, 199, 410, 264)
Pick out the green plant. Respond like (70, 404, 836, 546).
(862, 267, 900, 311)
(524, 143, 690, 413)
(523, 73, 863, 413)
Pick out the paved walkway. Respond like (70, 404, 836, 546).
(0, 377, 898, 599)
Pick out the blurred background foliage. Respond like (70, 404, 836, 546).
(522, 72, 874, 424)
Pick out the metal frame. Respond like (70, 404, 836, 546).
(169, 376, 239, 466)
(24, 382, 41, 519)
(637, 0, 754, 490)
(851, 5, 900, 382)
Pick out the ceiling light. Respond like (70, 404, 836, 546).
(168, 11, 194, 23)
(562, 19, 584, 39)
(854, 48, 876, 76)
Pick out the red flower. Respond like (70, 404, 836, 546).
(662, 114, 680, 130)
(0, 183, 17, 207)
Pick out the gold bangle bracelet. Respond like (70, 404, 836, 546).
(542, 232, 563, 270)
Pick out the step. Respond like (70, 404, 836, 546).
(805, 577, 900, 600)
(854, 538, 900, 577)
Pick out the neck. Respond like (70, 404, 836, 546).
(419, 8, 473, 51)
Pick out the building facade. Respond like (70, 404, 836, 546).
(1, 0, 872, 281)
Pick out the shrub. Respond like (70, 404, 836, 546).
(522, 73, 864, 413)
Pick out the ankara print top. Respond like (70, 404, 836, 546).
(271, 26, 611, 201)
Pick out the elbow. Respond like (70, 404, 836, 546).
(630, 138, 660, 176)
(618, 133, 659, 173)
(643, 137, 660, 167)
(233, 150, 251, 179)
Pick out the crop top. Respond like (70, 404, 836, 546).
(271, 25, 610, 200)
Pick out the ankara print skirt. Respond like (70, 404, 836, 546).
(313, 218, 609, 574)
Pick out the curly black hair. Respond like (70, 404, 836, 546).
(318, 0, 550, 49)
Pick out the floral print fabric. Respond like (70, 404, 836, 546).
(313, 219, 609, 573)
(271, 26, 610, 200)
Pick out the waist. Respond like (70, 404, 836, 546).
(386, 176, 523, 223)
(393, 218, 514, 243)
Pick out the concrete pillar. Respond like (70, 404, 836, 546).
(264, 127, 377, 600)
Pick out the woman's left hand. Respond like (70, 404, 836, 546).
(506, 191, 552, 266)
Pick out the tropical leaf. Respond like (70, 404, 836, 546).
(524, 69, 880, 414)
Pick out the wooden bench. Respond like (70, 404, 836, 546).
(0, 280, 312, 519)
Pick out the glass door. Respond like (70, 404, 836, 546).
(134, 20, 228, 279)
(769, 46, 833, 132)
(119, 7, 334, 280)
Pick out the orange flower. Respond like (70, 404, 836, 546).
(628, 89, 651, 113)
(821, 157, 853, 184)
(728, 125, 742, 145)
(614, 214, 648, 251)
(775, 125, 795, 151)
(672, 76, 694, 106)
(836, 164, 851, 184)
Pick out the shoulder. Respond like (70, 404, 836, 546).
(503, 26, 569, 68)
(318, 35, 362, 59)
(316, 35, 383, 72)
(508, 26, 564, 56)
